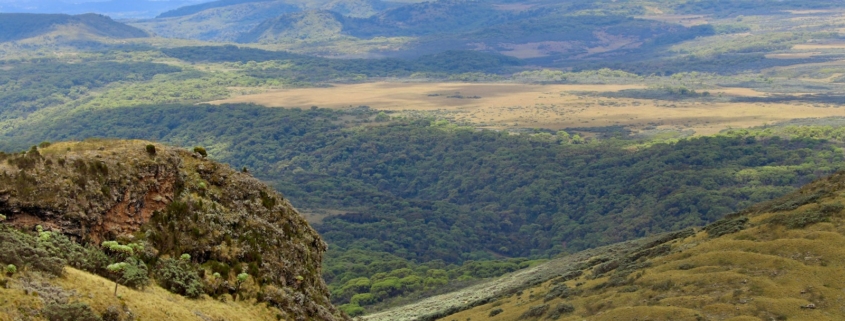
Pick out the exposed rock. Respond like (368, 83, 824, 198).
(0, 140, 348, 321)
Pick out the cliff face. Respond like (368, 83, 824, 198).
(0, 140, 348, 321)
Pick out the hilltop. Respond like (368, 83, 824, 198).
(370, 170, 845, 320)
(132, 0, 388, 42)
(0, 140, 348, 321)
(0, 13, 148, 43)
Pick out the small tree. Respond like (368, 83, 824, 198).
(107, 262, 129, 296)
(5, 264, 16, 276)
(209, 272, 223, 296)
(145, 144, 156, 156)
(102, 240, 148, 296)
(235, 272, 249, 300)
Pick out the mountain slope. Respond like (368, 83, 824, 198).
(130, 1, 300, 42)
(0, 0, 202, 18)
(157, 0, 277, 18)
(372, 170, 845, 320)
(237, 10, 348, 43)
(0, 13, 148, 42)
(0, 140, 349, 321)
(132, 0, 388, 42)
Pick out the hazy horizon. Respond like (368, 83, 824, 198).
(0, 0, 212, 18)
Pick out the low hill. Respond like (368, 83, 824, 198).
(237, 10, 349, 43)
(0, 0, 199, 18)
(132, 0, 388, 42)
(130, 1, 300, 42)
(157, 0, 277, 18)
(0, 140, 348, 321)
(0, 13, 148, 42)
(369, 170, 845, 320)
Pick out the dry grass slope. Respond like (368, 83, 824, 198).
(440, 171, 845, 321)
(208, 82, 845, 136)
(0, 267, 281, 321)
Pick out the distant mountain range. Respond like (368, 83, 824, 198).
(0, 0, 207, 18)
(128, 0, 718, 61)
(0, 13, 149, 42)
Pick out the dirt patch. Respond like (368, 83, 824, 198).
(636, 14, 709, 27)
(499, 41, 576, 59)
(793, 43, 845, 50)
(766, 52, 822, 59)
(493, 4, 534, 12)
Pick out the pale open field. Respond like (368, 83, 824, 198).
(208, 82, 845, 136)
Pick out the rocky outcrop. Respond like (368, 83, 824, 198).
(0, 140, 348, 321)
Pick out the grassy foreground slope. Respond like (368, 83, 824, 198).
(0, 268, 281, 321)
(414, 170, 845, 321)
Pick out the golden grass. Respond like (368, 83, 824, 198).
(207, 82, 845, 136)
(793, 43, 845, 50)
(441, 196, 845, 321)
(0, 267, 281, 321)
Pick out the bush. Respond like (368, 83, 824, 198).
(546, 303, 575, 320)
(154, 258, 204, 298)
(338, 303, 365, 317)
(192, 147, 207, 158)
(101, 306, 124, 321)
(119, 257, 150, 290)
(519, 304, 549, 319)
(5, 264, 16, 276)
(42, 302, 102, 321)
(0, 225, 65, 276)
(489, 308, 504, 317)
(766, 203, 844, 229)
(704, 217, 749, 238)
(145, 144, 156, 155)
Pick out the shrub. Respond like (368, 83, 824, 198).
(546, 303, 575, 320)
(704, 216, 749, 238)
(350, 293, 377, 305)
(489, 308, 504, 317)
(519, 304, 549, 319)
(145, 144, 156, 155)
(544, 284, 581, 302)
(766, 203, 844, 229)
(119, 257, 150, 290)
(338, 303, 365, 317)
(154, 258, 204, 298)
(678, 263, 695, 270)
(42, 302, 102, 321)
(651, 279, 675, 291)
(192, 147, 207, 158)
(0, 225, 65, 276)
(5, 264, 16, 276)
(101, 306, 124, 321)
